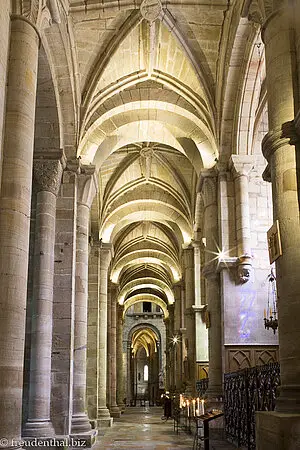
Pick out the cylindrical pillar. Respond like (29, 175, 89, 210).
(173, 283, 182, 390)
(24, 159, 63, 437)
(116, 305, 125, 411)
(97, 244, 113, 426)
(182, 245, 196, 395)
(71, 170, 97, 434)
(106, 284, 112, 409)
(0, 15, 39, 448)
(262, 6, 300, 413)
(229, 155, 255, 281)
(71, 202, 92, 433)
(109, 285, 121, 417)
(201, 171, 222, 399)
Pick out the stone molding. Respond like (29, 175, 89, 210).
(229, 155, 255, 178)
(33, 158, 64, 195)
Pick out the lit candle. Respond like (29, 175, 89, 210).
(197, 397, 200, 412)
(201, 399, 205, 415)
(186, 400, 190, 417)
(196, 409, 200, 417)
(180, 394, 183, 409)
(192, 399, 196, 416)
(264, 308, 266, 319)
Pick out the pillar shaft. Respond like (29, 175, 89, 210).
(52, 167, 77, 435)
(106, 285, 112, 409)
(108, 285, 121, 417)
(87, 242, 100, 422)
(193, 242, 208, 370)
(183, 245, 196, 394)
(71, 203, 91, 433)
(116, 306, 125, 410)
(229, 156, 254, 258)
(201, 171, 222, 399)
(262, 7, 300, 414)
(173, 283, 182, 390)
(97, 244, 113, 426)
(24, 159, 63, 437)
(0, 16, 39, 447)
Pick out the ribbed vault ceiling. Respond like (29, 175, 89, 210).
(74, 0, 226, 314)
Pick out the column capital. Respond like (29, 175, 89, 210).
(198, 169, 217, 208)
(12, 0, 61, 31)
(33, 154, 65, 195)
(77, 166, 98, 209)
(262, 128, 291, 163)
(281, 119, 300, 146)
(229, 155, 255, 178)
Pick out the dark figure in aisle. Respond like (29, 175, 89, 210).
(161, 391, 172, 420)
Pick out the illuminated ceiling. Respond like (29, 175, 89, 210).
(71, 0, 255, 313)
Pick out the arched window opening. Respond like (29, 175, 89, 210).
(144, 364, 149, 381)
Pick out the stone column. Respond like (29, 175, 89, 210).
(180, 284, 187, 387)
(127, 341, 133, 403)
(116, 305, 125, 411)
(229, 155, 255, 281)
(256, 5, 300, 448)
(200, 170, 222, 399)
(164, 317, 171, 390)
(97, 243, 113, 427)
(52, 161, 78, 435)
(193, 241, 208, 377)
(168, 305, 175, 390)
(108, 284, 121, 418)
(173, 283, 182, 390)
(87, 240, 100, 424)
(0, 15, 39, 448)
(24, 157, 64, 438)
(262, 5, 300, 414)
(71, 169, 97, 436)
(182, 244, 196, 395)
(106, 284, 112, 409)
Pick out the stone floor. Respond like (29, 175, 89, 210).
(95, 406, 238, 449)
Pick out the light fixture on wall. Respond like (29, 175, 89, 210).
(264, 269, 278, 334)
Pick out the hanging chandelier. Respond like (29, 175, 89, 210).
(264, 269, 278, 334)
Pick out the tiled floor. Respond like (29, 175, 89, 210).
(95, 406, 237, 450)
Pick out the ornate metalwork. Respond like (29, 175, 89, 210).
(196, 378, 209, 397)
(224, 363, 280, 450)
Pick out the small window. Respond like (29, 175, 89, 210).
(144, 364, 149, 381)
(143, 302, 151, 313)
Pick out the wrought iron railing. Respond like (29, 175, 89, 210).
(196, 377, 209, 397)
(224, 362, 280, 450)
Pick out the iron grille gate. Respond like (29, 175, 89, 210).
(224, 363, 280, 449)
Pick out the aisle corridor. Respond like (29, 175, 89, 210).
(95, 407, 236, 450)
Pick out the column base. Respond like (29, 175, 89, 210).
(118, 402, 125, 413)
(70, 430, 98, 448)
(71, 413, 92, 434)
(109, 405, 121, 418)
(256, 411, 300, 450)
(97, 407, 113, 429)
(23, 420, 55, 438)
